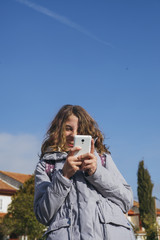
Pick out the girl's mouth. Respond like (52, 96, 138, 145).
(67, 142, 74, 148)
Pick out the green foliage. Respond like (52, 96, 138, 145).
(143, 215, 158, 240)
(3, 175, 45, 240)
(137, 160, 158, 240)
(0, 221, 8, 240)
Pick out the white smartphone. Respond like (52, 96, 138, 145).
(74, 135, 92, 157)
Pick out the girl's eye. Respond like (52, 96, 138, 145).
(65, 126, 72, 131)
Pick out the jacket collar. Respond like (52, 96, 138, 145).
(41, 151, 68, 162)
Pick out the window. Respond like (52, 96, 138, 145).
(0, 199, 2, 210)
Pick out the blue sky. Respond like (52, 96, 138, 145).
(0, 0, 160, 206)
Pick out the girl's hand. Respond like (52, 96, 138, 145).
(78, 139, 97, 176)
(62, 147, 82, 179)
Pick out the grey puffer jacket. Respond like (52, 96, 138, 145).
(34, 151, 135, 240)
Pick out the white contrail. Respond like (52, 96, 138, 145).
(15, 0, 112, 47)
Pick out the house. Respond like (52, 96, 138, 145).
(0, 171, 31, 219)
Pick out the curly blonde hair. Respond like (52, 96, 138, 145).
(41, 104, 110, 157)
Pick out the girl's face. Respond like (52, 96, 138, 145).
(64, 114, 79, 150)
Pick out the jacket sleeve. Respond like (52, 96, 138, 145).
(85, 153, 133, 213)
(34, 161, 72, 226)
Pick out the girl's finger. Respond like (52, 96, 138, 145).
(68, 146, 82, 156)
(77, 152, 94, 161)
(90, 139, 94, 154)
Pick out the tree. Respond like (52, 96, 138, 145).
(137, 160, 158, 240)
(3, 175, 45, 240)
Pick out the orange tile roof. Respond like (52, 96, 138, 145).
(128, 209, 134, 215)
(157, 208, 160, 215)
(0, 179, 17, 195)
(0, 171, 31, 183)
(0, 179, 16, 191)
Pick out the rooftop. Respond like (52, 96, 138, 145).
(0, 179, 16, 191)
(0, 171, 31, 184)
(0, 179, 17, 195)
